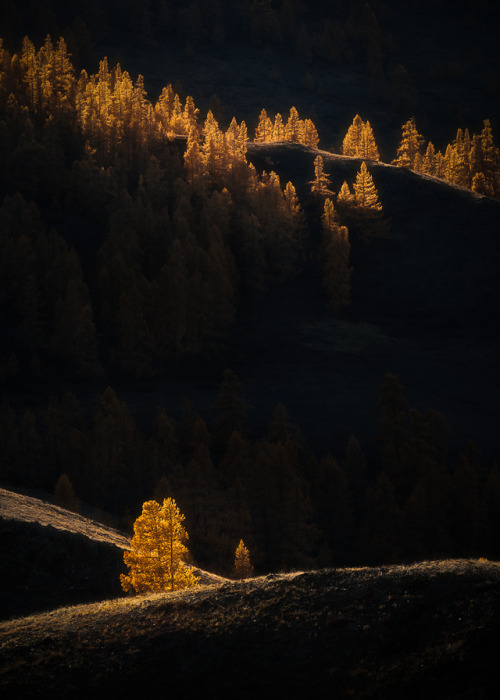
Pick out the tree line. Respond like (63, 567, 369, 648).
(1, 371, 499, 575)
(0, 36, 313, 383)
(342, 113, 500, 198)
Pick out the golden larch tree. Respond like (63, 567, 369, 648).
(121, 498, 200, 594)
(422, 141, 438, 176)
(283, 181, 301, 218)
(342, 115, 379, 160)
(302, 118, 320, 148)
(353, 161, 386, 236)
(336, 180, 355, 216)
(354, 161, 382, 210)
(182, 94, 199, 135)
(354, 161, 383, 216)
(234, 539, 254, 578)
(310, 155, 333, 197)
(342, 114, 365, 156)
(273, 112, 286, 141)
(285, 106, 303, 143)
(255, 108, 273, 142)
(392, 117, 425, 170)
(184, 130, 205, 190)
(360, 120, 379, 160)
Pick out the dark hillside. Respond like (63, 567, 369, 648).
(0, 488, 225, 620)
(1, 559, 499, 698)
(215, 143, 500, 459)
(248, 143, 500, 326)
(99, 144, 500, 467)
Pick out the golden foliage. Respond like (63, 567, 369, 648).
(336, 181, 355, 213)
(392, 117, 425, 170)
(342, 115, 379, 160)
(353, 161, 383, 212)
(310, 155, 333, 197)
(255, 106, 319, 148)
(353, 161, 387, 237)
(234, 539, 254, 579)
(121, 498, 199, 594)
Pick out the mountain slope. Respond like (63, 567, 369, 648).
(248, 141, 500, 325)
(0, 488, 226, 621)
(1, 559, 499, 698)
(222, 142, 500, 459)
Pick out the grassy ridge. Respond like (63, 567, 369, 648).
(0, 488, 226, 621)
(1, 560, 499, 698)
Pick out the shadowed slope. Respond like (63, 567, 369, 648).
(227, 142, 500, 459)
(0, 489, 227, 621)
(248, 141, 500, 326)
(1, 560, 499, 698)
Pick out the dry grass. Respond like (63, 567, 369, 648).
(0, 488, 130, 549)
(0, 488, 228, 622)
(1, 559, 499, 698)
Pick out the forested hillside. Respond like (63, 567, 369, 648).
(1, 1, 499, 577)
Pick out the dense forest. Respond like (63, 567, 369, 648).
(1, 2, 500, 577)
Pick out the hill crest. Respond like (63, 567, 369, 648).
(1, 558, 499, 698)
(0, 488, 228, 621)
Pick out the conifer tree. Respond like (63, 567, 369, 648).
(302, 118, 319, 148)
(285, 106, 302, 143)
(472, 171, 489, 196)
(336, 180, 355, 217)
(353, 161, 385, 235)
(272, 112, 286, 141)
(353, 161, 381, 209)
(183, 130, 205, 190)
(54, 473, 80, 512)
(282, 179, 304, 244)
(360, 471, 404, 563)
(449, 128, 472, 187)
(377, 373, 409, 500)
(313, 454, 352, 564)
(201, 110, 224, 180)
(469, 120, 499, 197)
(392, 117, 425, 170)
(266, 402, 301, 446)
(121, 498, 199, 594)
(182, 95, 199, 134)
(343, 435, 368, 500)
(213, 369, 249, 447)
(154, 84, 176, 136)
(234, 539, 254, 578)
(321, 199, 352, 311)
(360, 120, 379, 160)
(52, 278, 102, 378)
(342, 115, 364, 157)
(89, 386, 144, 509)
(310, 155, 333, 197)
(255, 108, 273, 143)
(422, 141, 437, 176)
(479, 119, 498, 191)
(283, 181, 301, 218)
